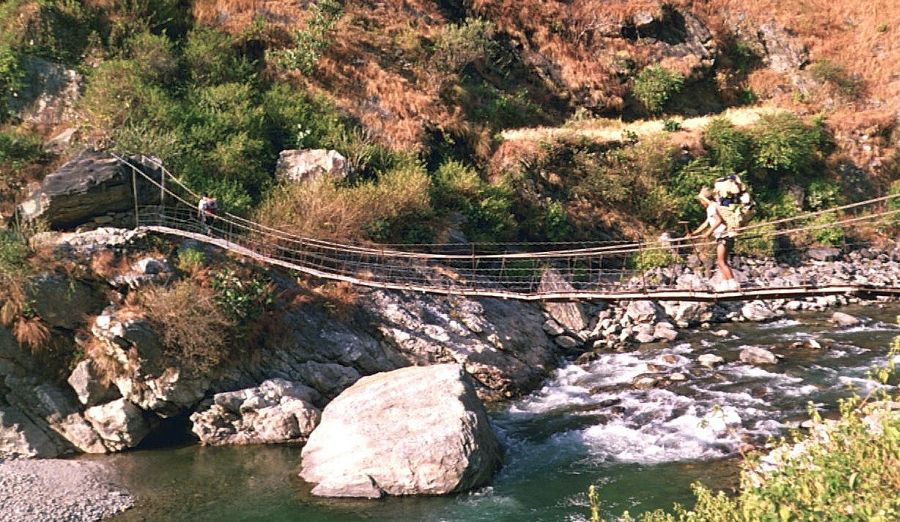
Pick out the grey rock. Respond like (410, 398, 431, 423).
(807, 247, 841, 262)
(67, 360, 120, 407)
(84, 399, 151, 452)
(554, 335, 581, 350)
(740, 346, 778, 365)
(275, 149, 349, 183)
(698, 353, 724, 367)
(191, 379, 321, 446)
(539, 269, 587, 332)
(654, 322, 679, 342)
(741, 301, 776, 322)
(625, 300, 659, 324)
(830, 311, 861, 327)
(300, 365, 501, 497)
(757, 22, 808, 73)
(0, 406, 60, 459)
(18, 150, 162, 229)
(27, 273, 105, 330)
(6, 56, 81, 132)
(542, 319, 565, 336)
(669, 372, 687, 382)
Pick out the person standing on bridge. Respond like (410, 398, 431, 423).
(197, 194, 218, 234)
(689, 187, 739, 291)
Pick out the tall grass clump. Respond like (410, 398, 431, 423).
(0, 229, 48, 352)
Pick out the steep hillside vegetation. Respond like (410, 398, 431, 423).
(0, 0, 897, 245)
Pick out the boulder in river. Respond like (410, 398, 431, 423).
(300, 364, 501, 498)
(739, 346, 778, 365)
(84, 399, 151, 452)
(830, 311, 861, 327)
(626, 300, 660, 324)
(539, 269, 587, 332)
(697, 353, 724, 367)
(741, 301, 777, 322)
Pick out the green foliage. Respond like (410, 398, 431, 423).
(262, 83, 343, 152)
(211, 268, 273, 323)
(0, 229, 29, 276)
(670, 158, 729, 226)
(0, 43, 23, 119)
(805, 178, 844, 211)
(633, 66, 684, 114)
(274, 0, 343, 74)
(175, 247, 206, 274)
(809, 213, 844, 246)
(809, 59, 862, 97)
(628, 247, 678, 271)
(702, 118, 752, 172)
(662, 119, 681, 132)
(432, 17, 496, 72)
(751, 112, 824, 176)
(459, 83, 544, 130)
(432, 160, 515, 241)
(734, 223, 775, 257)
(124, 31, 179, 84)
(184, 26, 255, 86)
(0, 130, 45, 169)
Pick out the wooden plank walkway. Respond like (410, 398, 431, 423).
(142, 225, 899, 303)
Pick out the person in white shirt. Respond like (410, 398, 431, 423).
(688, 187, 738, 291)
(197, 195, 218, 233)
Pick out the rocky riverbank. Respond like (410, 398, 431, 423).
(0, 458, 133, 522)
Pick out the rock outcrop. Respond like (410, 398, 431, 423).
(190, 379, 321, 446)
(84, 399, 150, 452)
(6, 56, 82, 132)
(740, 346, 778, 365)
(275, 149, 349, 184)
(300, 364, 501, 498)
(17, 150, 163, 229)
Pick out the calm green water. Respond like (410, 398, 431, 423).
(103, 305, 898, 522)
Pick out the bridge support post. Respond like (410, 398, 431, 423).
(131, 166, 140, 228)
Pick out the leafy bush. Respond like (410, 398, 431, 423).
(734, 223, 775, 257)
(805, 178, 844, 211)
(211, 268, 273, 323)
(669, 159, 729, 227)
(809, 213, 844, 246)
(0, 43, 23, 119)
(274, 0, 343, 74)
(125, 31, 179, 84)
(140, 280, 233, 372)
(751, 112, 824, 176)
(809, 59, 862, 97)
(183, 26, 255, 86)
(661, 119, 681, 132)
(633, 66, 684, 114)
(0, 130, 45, 168)
(702, 118, 752, 172)
(81, 59, 179, 129)
(628, 247, 678, 271)
(175, 247, 206, 275)
(432, 160, 515, 241)
(432, 17, 496, 73)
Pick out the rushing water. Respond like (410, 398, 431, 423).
(103, 305, 899, 522)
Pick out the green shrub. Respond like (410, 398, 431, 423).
(805, 178, 844, 211)
(184, 26, 255, 86)
(0, 43, 23, 119)
(734, 223, 775, 257)
(810, 213, 844, 246)
(81, 59, 179, 129)
(262, 82, 343, 152)
(662, 119, 681, 132)
(211, 268, 273, 323)
(0, 229, 28, 276)
(809, 59, 862, 97)
(669, 158, 729, 226)
(432, 17, 496, 73)
(633, 66, 684, 113)
(274, 0, 343, 74)
(432, 160, 515, 242)
(702, 118, 752, 172)
(751, 112, 824, 176)
(628, 247, 678, 271)
(175, 247, 206, 274)
(0, 130, 45, 168)
(125, 31, 179, 84)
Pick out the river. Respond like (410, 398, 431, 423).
(103, 304, 898, 522)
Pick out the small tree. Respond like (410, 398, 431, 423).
(633, 66, 684, 113)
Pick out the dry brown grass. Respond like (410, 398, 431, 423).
(254, 166, 432, 241)
(138, 280, 233, 372)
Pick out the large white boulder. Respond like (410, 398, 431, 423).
(84, 399, 150, 452)
(300, 364, 501, 498)
(275, 149, 349, 184)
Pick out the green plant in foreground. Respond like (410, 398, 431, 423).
(211, 268, 274, 323)
(175, 247, 206, 274)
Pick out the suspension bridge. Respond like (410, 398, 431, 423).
(115, 154, 900, 302)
